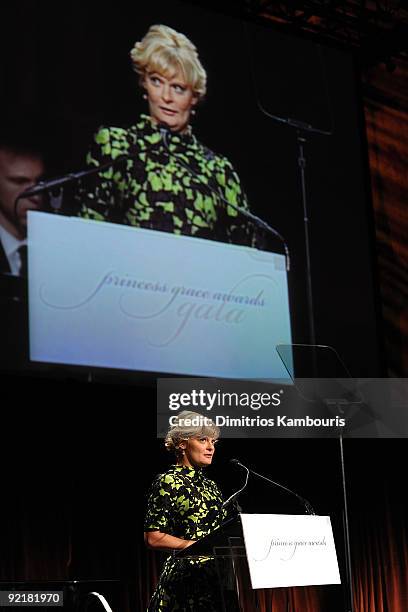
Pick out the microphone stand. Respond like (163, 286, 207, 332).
(248, 465, 316, 516)
(246, 51, 354, 607)
(232, 459, 316, 516)
(222, 461, 249, 513)
(159, 127, 291, 272)
(13, 155, 129, 221)
(261, 108, 332, 363)
(337, 415, 355, 612)
(277, 343, 356, 612)
(248, 42, 333, 352)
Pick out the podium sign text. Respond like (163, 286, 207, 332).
(27, 213, 292, 378)
(241, 513, 341, 589)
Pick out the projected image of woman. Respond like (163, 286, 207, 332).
(79, 24, 252, 245)
(144, 411, 229, 611)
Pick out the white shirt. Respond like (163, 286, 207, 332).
(0, 225, 27, 276)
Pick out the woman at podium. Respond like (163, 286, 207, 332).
(144, 411, 226, 611)
(78, 24, 253, 245)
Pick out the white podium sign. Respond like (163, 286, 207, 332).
(27, 213, 292, 378)
(240, 514, 341, 589)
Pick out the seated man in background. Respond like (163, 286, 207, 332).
(0, 139, 45, 277)
(0, 126, 46, 371)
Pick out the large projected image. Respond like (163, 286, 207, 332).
(1, 0, 381, 380)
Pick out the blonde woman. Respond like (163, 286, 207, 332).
(79, 24, 251, 245)
(144, 411, 227, 611)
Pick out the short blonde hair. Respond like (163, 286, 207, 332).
(130, 24, 207, 100)
(165, 410, 219, 454)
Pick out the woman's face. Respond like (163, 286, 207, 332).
(179, 435, 217, 468)
(143, 69, 197, 133)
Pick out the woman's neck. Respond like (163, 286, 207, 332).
(149, 115, 190, 135)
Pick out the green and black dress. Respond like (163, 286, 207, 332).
(144, 464, 227, 611)
(78, 114, 255, 245)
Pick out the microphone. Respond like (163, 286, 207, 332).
(222, 458, 249, 511)
(158, 123, 214, 161)
(17, 176, 74, 199)
(159, 126, 290, 270)
(158, 122, 172, 141)
(16, 156, 130, 200)
(229, 458, 316, 515)
(13, 155, 130, 223)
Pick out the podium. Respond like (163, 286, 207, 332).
(26, 212, 292, 380)
(176, 516, 248, 612)
(176, 513, 341, 612)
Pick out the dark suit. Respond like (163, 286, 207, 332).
(0, 237, 12, 274)
(0, 235, 28, 369)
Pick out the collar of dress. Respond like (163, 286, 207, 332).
(136, 114, 196, 149)
(173, 464, 204, 479)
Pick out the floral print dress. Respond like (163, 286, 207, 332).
(144, 465, 227, 611)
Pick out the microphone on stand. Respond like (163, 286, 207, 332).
(158, 122, 171, 140)
(13, 155, 130, 222)
(158, 124, 291, 270)
(16, 154, 130, 200)
(222, 458, 249, 511)
(228, 458, 316, 515)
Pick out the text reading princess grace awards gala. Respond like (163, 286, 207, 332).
(157, 378, 408, 438)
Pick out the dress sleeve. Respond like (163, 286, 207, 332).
(215, 156, 261, 248)
(218, 157, 249, 213)
(144, 472, 177, 533)
(76, 126, 130, 223)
